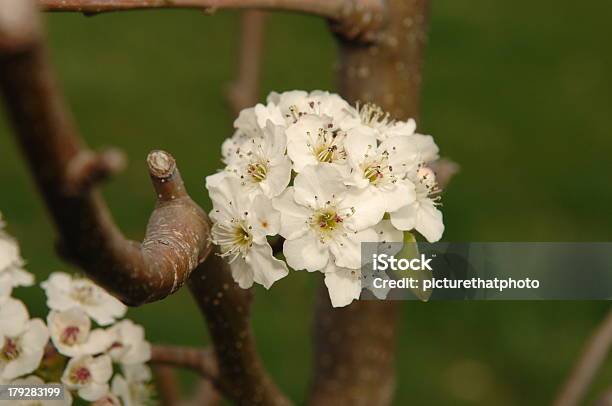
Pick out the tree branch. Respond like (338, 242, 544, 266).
(152, 345, 218, 381)
(39, 0, 385, 40)
(554, 309, 612, 406)
(0, 0, 212, 306)
(309, 1, 430, 404)
(226, 10, 267, 117)
(188, 253, 291, 405)
(152, 364, 182, 406)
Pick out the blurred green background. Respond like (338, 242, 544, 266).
(1, 1, 612, 404)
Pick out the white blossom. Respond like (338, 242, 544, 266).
(107, 320, 151, 365)
(42, 272, 127, 326)
(344, 129, 418, 213)
(0, 375, 72, 406)
(0, 298, 49, 382)
(0, 234, 34, 289)
(47, 308, 113, 358)
(111, 363, 154, 406)
(286, 114, 348, 173)
(207, 176, 288, 289)
(268, 90, 358, 129)
(208, 90, 446, 307)
(222, 120, 292, 198)
(273, 165, 381, 272)
(61, 354, 112, 401)
(390, 166, 444, 242)
(323, 221, 403, 307)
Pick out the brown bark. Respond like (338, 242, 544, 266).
(309, 1, 430, 405)
(0, 0, 212, 306)
(226, 10, 267, 117)
(189, 253, 291, 405)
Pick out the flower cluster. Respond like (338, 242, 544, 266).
(0, 213, 154, 405)
(206, 90, 445, 307)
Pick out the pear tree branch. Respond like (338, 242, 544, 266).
(39, 0, 385, 41)
(0, 0, 213, 306)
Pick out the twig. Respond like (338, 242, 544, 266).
(152, 364, 182, 406)
(39, 0, 385, 40)
(226, 10, 267, 116)
(554, 310, 612, 406)
(152, 345, 218, 381)
(0, 0, 212, 306)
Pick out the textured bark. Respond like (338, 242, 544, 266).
(189, 253, 291, 405)
(309, 1, 430, 405)
(0, 0, 212, 306)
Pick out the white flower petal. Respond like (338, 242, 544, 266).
(340, 188, 385, 231)
(293, 165, 345, 208)
(329, 228, 377, 269)
(283, 233, 329, 272)
(272, 188, 310, 240)
(415, 199, 445, 242)
(324, 263, 361, 308)
(246, 244, 288, 289)
(383, 180, 416, 213)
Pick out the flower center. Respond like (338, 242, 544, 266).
(1, 337, 20, 361)
(212, 219, 253, 263)
(311, 208, 344, 236)
(309, 127, 345, 164)
(247, 161, 268, 182)
(70, 282, 97, 305)
(61, 326, 81, 346)
(71, 366, 92, 384)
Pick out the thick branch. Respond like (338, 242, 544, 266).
(188, 253, 291, 405)
(309, 1, 430, 405)
(226, 10, 267, 116)
(0, 0, 212, 306)
(39, 0, 385, 40)
(555, 310, 612, 406)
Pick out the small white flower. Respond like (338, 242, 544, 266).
(344, 129, 419, 213)
(0, 235, 34, 289)
(390, 166, 444, 242)
(222, 120, 292, 198)
(273, 165, 382, 272)
(222, 104, 285, 166)
(47, 308, 113, 358)
(0, 375, 72, 406)
(207, 176, 288, 289)
(323, 221, 403, 307)
(111, 363, 153, 406)
(42, 273, 127, 326)
(268, 90, 358, 128)
(107, 320, 151, 365)
(61, 354, 112, 402)
(0, 298, 49, 381)
(286, 114, 348, 172)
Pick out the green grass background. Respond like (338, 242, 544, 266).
(1, 1, 612, 404)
